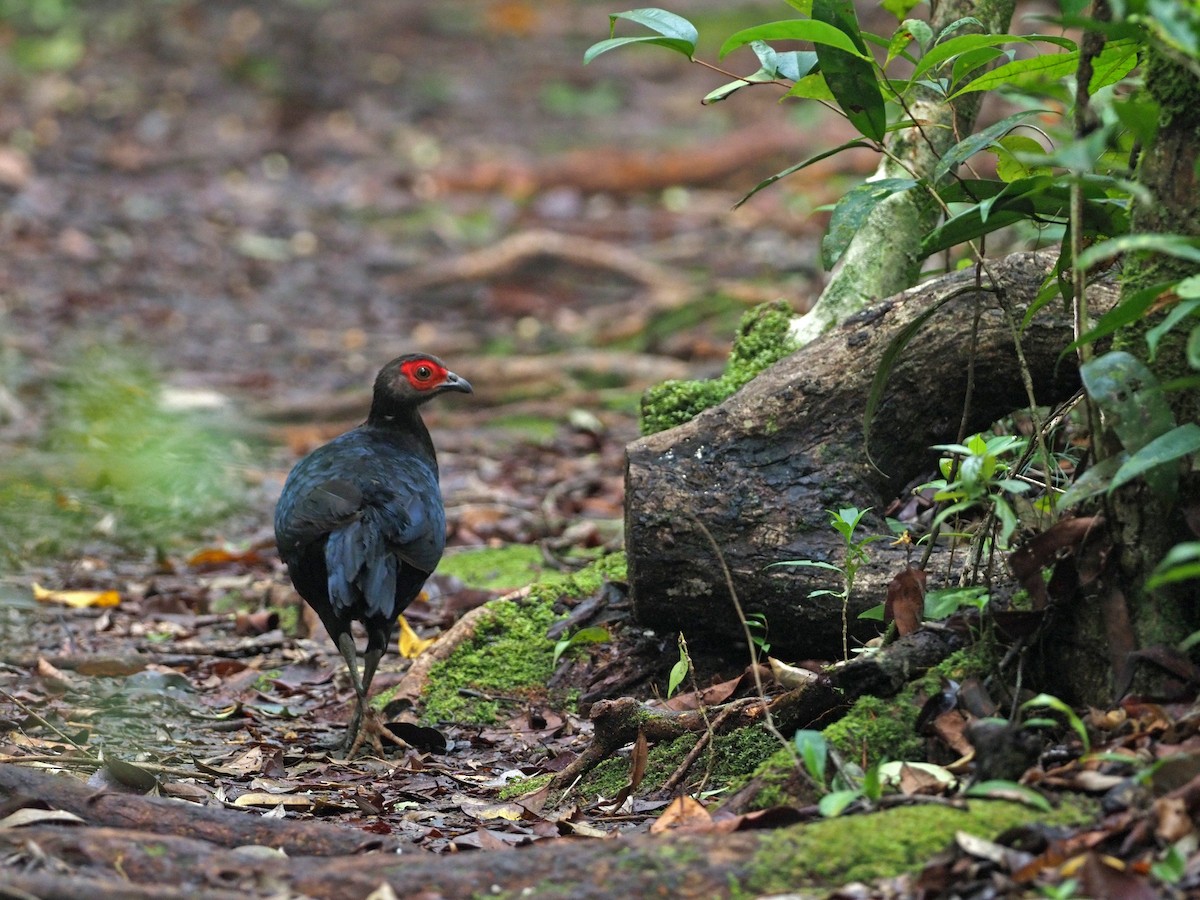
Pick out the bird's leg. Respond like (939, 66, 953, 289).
(343, 640, 410, 759)
(335, 631, 367, 753)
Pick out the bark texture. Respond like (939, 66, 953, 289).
(626, 252, 1118, 659)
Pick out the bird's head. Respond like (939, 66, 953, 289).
(373, 354, 473, 410)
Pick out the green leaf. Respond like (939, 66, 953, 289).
(812, 0, 887, 141)
(667, 643, 690, 698)
(1077, 233, 1200, 270)
(794, 729, 828, 784)
(552, 624, 612, 664)
(1022, 693, 1090, 751)
(908, 33, 1074, 88)
(719, 20, 866, 60)
(1081, 352, 1175, 454)
(932, 110, 1041, 184)
(1057, 453, 1126, 510)
(964, 780, 1052, 812)
(1146, 298, 1200, 361)
(992, 134, 1053, 182)
(821, 178, 918, 268)
(584, 8, 698, 64)
(818, 789, 861, 817)
(1148, 542, 1200, 590)
(735, 138, 873, 207)
(1064, 280, 1179, 355)
(585, 35, 697, 64)
(1109, 423, 1200, 494)
(858, 602, 885, 621)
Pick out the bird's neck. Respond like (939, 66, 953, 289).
(365, 404, 438, 468)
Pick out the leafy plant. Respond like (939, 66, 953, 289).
(771, 506, 884, 660)
(921, 433, 1031, 549)
(793, 728, 886, 817)
(552, 625, 611, 665)
(667, 631, 691, 698)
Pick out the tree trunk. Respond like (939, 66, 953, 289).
(625, 252, 1117, 659)
(1048, 45, 1200, 704)
(792, 0, 1016, 344)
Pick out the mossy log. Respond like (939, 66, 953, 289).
(625, 252, 1118, 659)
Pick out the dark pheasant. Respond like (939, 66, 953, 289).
(274, 354, 471, 753)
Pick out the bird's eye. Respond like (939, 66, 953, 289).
(415, 365, 433, 380)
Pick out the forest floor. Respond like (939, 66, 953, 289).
(2, 2, 1197, 898)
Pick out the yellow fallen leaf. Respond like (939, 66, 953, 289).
(397, 615, 434, 658)
(33, 583, 120, 609)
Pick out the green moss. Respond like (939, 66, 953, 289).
(823, 694, 922, 767)
(439, 544, 569, 592)
(580, 725, 781, 800)
(640, 300, 797, 435)
(421, 594, 564, 724)
(498, 772, 553, 800)
(420, 553, 625, 723)
(743, 799, 1094, 892)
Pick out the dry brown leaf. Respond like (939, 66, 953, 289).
(885, 568, 926, 636)
(650, 795, 712, 834)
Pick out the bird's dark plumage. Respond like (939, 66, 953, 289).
(274, 354, 471, 753)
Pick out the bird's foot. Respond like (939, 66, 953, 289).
(342, 707, 411, 759)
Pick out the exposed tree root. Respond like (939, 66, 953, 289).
(550, 625, 969, 793)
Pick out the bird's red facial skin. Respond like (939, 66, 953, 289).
(399, 358, 449, 391)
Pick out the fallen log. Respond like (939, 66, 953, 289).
(625, 252, 1118, 658)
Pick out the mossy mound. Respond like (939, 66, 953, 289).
(419, 552, 627, 724)
(744, 798, 1094, 892)
(640, 300, 797, 435)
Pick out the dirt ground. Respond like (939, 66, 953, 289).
(0, 0, 839, 862)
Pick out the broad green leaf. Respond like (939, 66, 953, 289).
(821, 178, 918, 269)
(611, 8, 698, 41)
(932, 110, 1041, 184)
(813, 0, 887, 141)
(818, 789, 861, 817)
(1086, 38, 1140, 91)
(950, 37, 1138, 98)
(667, 647, 689, 697)
(552, 624, 612, 664)
(735, 138, 873, 208)
(1081, 351, 1176, 497)
(1057, 453, 1125, 509)
(1109, 423, 1200, 494)
(991, 134, 1053, 182)
(882, 0, 922, 21)
(1064, 280, 1178, 354)
(909, 33, 1074, 87)
(885, 20, 931, 65)
(1146, 298, 1200, 361)
(719, 20, 865, 60)
(784, 72, 837, 101)
(1191, 323, 1200, 369)
(1077, 233, 1200, 270)
(794, 729, 828, 784)
(585, 35, 696, 64)
(1148, 542, 1200, 590)
(964, 780, 1053, 811)
(584, 8, 698, 64)
(950, 46, 1009, 89)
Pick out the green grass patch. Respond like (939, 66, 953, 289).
(0, 348, 251, 565)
